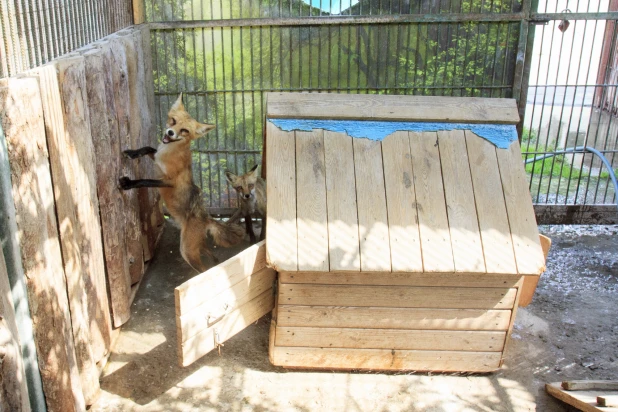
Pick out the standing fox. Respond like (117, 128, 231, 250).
(225, 165, 266, 243)
(119, 94, 244, 273)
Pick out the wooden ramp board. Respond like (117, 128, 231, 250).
(175, 241, 275, 367)
(546, 382, 618, 412)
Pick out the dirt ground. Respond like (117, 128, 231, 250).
(91, 222, 618, 412)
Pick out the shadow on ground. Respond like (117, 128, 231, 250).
(92, 223, 618, 411)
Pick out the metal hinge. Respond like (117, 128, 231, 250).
(206, 303, 229, 327)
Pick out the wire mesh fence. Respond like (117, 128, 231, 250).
(0, 0, 133, 78)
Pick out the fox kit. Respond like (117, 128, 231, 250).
(119, 93, 244, 273)
(225, 164, 266, 243)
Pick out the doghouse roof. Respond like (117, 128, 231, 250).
(264, 93, 546, 276)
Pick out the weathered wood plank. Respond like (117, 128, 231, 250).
(353, 138, 391, 271)
(271, 347, 502, 372)
(109, 34, 144, 285)
(519, 234, 550, 307)
(266, 93, 520, 124)
(175, 240, 267, 316)
(546, 382, 613, 412)
(381, 131, 423, 272)
(295, 130, 329, 271)
(323, 131, 360, 271)
(265, 123, 298, 271)
(466, 132, 518, 274)
(279, 271, 522, 288)
(496, 140, 545, 275)
(279, 284, 517, 309)
(438, 130, 486, 273)
(276, 327, 506, 351)
(409, 132, 454, 272)
(180, 290, 274, 367)
(178, 267, 276, 343)
(0, 245, 30, 411)
(1, 77, 86, 412)
(277, 306, 512, 330)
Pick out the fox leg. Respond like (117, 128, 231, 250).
(259, 214, 266, 241)
(118, 177, 172, 190)
(180, 226, 208, 273)
(123, 146, 157, 159)
(228, 207, 243, 224)
(244, 214, 256, 243)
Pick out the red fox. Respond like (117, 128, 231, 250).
(225, 165, 266, 243)
(119, 94, 244, 273)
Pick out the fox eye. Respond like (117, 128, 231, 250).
(235, 186, 242, 192)
(248, 184, 254, 190)
(169, 117, 176, 126)
(180, 128, 189, 135)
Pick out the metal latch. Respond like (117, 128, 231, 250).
(207, 303, 229, 327)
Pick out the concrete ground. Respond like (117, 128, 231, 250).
(91, 222, 618, 412)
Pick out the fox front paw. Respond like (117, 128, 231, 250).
(118, 176, 133, 190)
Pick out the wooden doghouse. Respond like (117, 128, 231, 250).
(265, 93, 546, 372)
(174, 93, 548, 373)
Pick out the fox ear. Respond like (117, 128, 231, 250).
(196, 122, 216, 136)
(225, 170, 236, 183)
(171, 93, 184, 111)
(248, 164, 259, 176)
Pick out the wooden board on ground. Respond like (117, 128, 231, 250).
(1, 76, 86, 412)
(175, 241, 275, 367)
(546, 382, 618, 412)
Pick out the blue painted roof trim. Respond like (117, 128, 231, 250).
(268, 118, 518, 149)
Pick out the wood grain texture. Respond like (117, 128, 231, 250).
(180, 290, 274, 367)
(466, 131, 517, 274)
(271, 347, 502, 372)
(175, 240, 267, 316)
(279, 271, 522, 288)
(438, 130, 486, 273)
(109, 34, 144, 286)
(279, 284, 517, 309)
(409, 132, 454, 272)
(496, 140, 545, 275)
(266, 93, 520, 124)
(266, 123, 298, 271)
(381, 132, 423, 272)
(277, 306, 512, 330)
(295, 130, 329, 271)
(178, 267, 276, 343)
(353, 138, 391, 271)
(546, 382, 614, 412)
(0, 243, 30, 412)
(323, 131, 360, 271)
(276, 327, 506, 351)
(1, 77, 86, 412)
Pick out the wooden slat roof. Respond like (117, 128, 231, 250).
(265, 94, 545, 276)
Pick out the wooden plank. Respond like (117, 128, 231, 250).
(546, 382, 614, 412)
(279, 284, 518, 309)
(520, 234, 551, 306)
(563, 381, 618, 391)
(265, 122, 298, 271)
(266, 93, 520, 124)
(466, 132, 517, 274)
(381, 132, 423, 272)
(1, 77, 86, 412)
(499, 276, 523, 367)
(178, 267, 276, 343)
(295, 130, 329, 271)
(408, 132, 454, 272)
(132, 0, 145, 23)
(109, 34, 144, 285)
(353, 138, 391, 271)
(271, 347, 502, 372)
(279, 271, 522, 288)
(276, 327, 506, 352)
(93, 43, 132, 327)
(598, 396, 618, 407)
(438, 130, 486, 273)
(323, 131, 360, 271)
(497, 140, 545, 275)
(180, 290, 274, 367)
(0, 243, 30, 412)
(175, 240, 267, 315)
(33, 62, 101, 404)
(278, 306, 512, 330)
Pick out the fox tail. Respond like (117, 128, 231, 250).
(205, 218, 245, 247)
